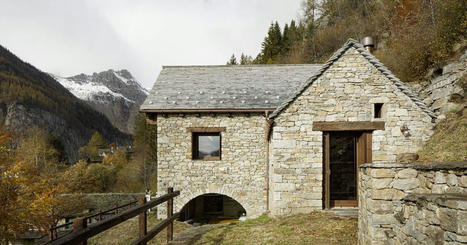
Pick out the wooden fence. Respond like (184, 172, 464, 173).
(48, 188, 180, 245)
(49, 200, 139, 241)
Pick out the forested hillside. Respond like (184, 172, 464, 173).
(0, 44, 131, 162)
(231, 0, 466, 83)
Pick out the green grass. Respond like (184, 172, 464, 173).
(193, 212, 357, 245)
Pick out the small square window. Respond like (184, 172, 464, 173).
(374, 103, 383, 118)
(192, 132, 221, 160)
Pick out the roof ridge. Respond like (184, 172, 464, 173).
(268, 38, 436, 119)
(162, 64, 322, 69)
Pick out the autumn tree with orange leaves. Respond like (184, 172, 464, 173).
(0, 127, 67, 243)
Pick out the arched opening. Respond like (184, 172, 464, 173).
(179, 193, 246, 225)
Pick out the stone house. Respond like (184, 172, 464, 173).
(141, 39, 436, 220)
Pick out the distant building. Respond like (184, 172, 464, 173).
(141, 39, 435, 220)
(98, 148, 113, 157)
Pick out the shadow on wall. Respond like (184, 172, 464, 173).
(179, 193, 246, 225)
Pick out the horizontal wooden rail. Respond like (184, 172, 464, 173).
(131, 212, 180, 245)
(85, 200, 138, 221)
(49, 200, 138, 240)
(50, 191, 180, 245)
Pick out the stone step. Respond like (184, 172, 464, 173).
(324, 208, 359, 217)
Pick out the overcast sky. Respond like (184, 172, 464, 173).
(0, 0, 302, 89)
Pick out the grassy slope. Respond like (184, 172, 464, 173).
(88, 212, 357, 244)
(418, 111, 467, 162)
(88, 214, 190, 245)
(194, 212, 357, 245)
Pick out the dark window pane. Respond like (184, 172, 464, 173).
(374, 103, 383, 118)
(330, 133, 357, 201)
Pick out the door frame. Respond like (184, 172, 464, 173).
(322, 131, 372, 209)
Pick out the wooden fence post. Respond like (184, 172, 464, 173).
(167, 187, 174, 243)
(138, 197, 148, 245)
(49, 226, 54, 241)
(115, 203, 119, 215)
(73, 217, 87, 245)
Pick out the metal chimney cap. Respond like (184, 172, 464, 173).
(362, 36, 374, 47)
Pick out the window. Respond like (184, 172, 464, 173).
(192, 132, 221, 160)
(374, 103, 383, 118)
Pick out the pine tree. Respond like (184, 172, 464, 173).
(227, 54, 238, 65)
(258, 21, 283, 64)
(240, 53, 253, 65)
(289, 20, 300, 44)
(84, 132, 107, 158)
(281, 23, 291, 55)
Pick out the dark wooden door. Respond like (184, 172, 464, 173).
(323, 131, 372, 209)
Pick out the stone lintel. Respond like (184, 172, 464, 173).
(359, 162, 467, 170)
(402, 193, 467, 203)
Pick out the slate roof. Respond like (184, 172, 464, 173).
(268, 39, 437, 119)
(142, 39, 435, 120)
(140, 64, 322, 111)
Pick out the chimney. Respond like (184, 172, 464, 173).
(362, 36, 375, 53)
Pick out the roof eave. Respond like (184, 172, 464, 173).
(140, 108, 276, 113)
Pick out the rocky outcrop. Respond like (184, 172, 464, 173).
(409, 50, 467, 119)
(3, 103, 84, 162)
(54, 69, 148, 134)
(2, 102, 131, 163)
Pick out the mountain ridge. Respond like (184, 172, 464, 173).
(0, 44, 131, 163)
(52, 69, 147, 134)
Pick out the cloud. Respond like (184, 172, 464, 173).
(0, 0, 302, 89)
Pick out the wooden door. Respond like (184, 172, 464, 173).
(323, 131, 372, 209)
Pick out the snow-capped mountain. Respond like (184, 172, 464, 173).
(53, 69, 148, 134)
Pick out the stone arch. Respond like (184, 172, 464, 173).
(167, 184, 256, 220)
(178, 193, 247, 222)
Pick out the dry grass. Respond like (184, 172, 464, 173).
(193, 212, 357, 245)
(418, 111, 467, 162)
(88, 214, 190, 245)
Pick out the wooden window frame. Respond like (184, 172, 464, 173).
(191, 131, 222, 161)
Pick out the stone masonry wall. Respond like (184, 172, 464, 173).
(270, 47, 434, 216)
(156, 113, 267, 219)
(358, 162, 467, 244)
(395, 194, 467, 244)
